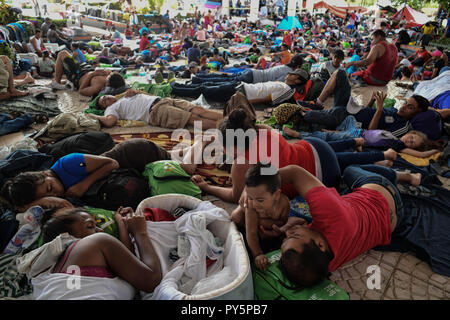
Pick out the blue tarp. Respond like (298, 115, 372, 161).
(277, 16, 303, 30)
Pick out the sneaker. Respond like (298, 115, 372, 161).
(51, 80, 67, 90)
(154, 72, 164, 84)
(192, 94, 212, 109)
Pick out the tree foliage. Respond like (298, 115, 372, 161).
(147, 0, 165, 11)
(391, 0, 449, 11)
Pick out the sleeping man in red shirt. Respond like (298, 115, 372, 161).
(256, 163, 421, 288)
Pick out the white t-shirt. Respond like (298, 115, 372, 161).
(38, 58, 55, 73)
(104, 94, 160, 123)
(243, 81, 294, 104)
(399, 58, 411, 68)
(297, 36, 305, 48)
(32, 273, 135, 300)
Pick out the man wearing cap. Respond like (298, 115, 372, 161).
(169, 69, 306, 104)
(190, 54, 305, 85)
(393, 51, 412, 79)
(180, 62, 200, 79)
(419, 50, 446, 80)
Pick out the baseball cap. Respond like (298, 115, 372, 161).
(346, 96, 364, 115)
(288, 69, 309, 82)
(431, 50, 442, 57)
(188, 62, 198, 68)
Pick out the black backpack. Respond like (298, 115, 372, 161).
(82, 168, 150, 211)
(38, 132, 115, 160)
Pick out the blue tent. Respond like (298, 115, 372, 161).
(277, 16, 303, 30)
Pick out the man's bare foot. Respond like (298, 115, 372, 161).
(283, 126, 300, 138)
(23, 72, 35, 84)
(354, 138, 364, 152)
(384, 148, 397, 161)
(9, 89, 29, 97)
(375, 160, 393, 167)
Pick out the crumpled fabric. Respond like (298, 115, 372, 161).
(413, 70, 450, 101)
(33, 112, 101, 143)
(17, 233, 78, 279)
(143, 201, 230, 300)
(3, 206, 44, 255)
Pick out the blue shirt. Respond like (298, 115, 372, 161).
(187, 47, 200, 63)
(347, 54, 360, 75)
(73, 48, 86, 64)
(51, 153, 88, 190)
(140, 27, 149, 36)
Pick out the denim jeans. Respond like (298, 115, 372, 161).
(304, 137, 341, 188)
(298, 115, 362, 141)
(342, 164, 404, 226)
(439, 66, 450, 75)
(192, 69, 254, 84)
(0, 113, 33, 136)
(304, 69, 351, 130)
(170, 81, 238, 101)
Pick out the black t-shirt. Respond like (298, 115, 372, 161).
(433, 58, 445, 72)
(248, 47, 261, 55)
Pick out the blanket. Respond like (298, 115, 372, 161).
(111, 132, 232, 187)
(0, 94, 60, 117)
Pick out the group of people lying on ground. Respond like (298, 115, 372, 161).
(0, 8, 449, 298)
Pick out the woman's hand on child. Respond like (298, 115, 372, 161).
(255, 254, 268, 271)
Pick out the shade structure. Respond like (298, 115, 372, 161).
(392, 4, 431, 28)
(277, 16, 303, 30)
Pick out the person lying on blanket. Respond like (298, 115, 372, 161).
(89, 88, 223, 130)
(170, 68, 307, 105)
(1, 139, 208, 211)
(282, 120, 444, 160)
(31, 206, 161, 298)
(2, 153, 119, 212)
(250, 164, 421, 283)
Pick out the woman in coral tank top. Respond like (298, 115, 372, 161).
(191, 109, 342, 204)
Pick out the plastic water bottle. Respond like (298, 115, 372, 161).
(139, 66, 146, 77)
(146, 69, 152, 84)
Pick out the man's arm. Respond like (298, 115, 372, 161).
(89, 114, 118, 128)
(368, 91, 386, 130)
(248, 96, 272, 105)
(348, 44, 383, 68)
(277, 165, 324, 198)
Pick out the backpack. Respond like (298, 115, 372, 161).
(38, 132, 115, 160)
(62, 57, 94, 88)
(34, 113, 101, 143)
(82, 168, 150, 211)
(143, 160, 202, 199)
(252, 250, 349, 300)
